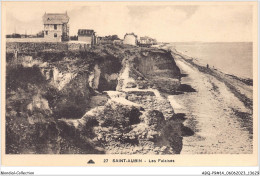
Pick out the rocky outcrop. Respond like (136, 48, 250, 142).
(126, 91, 174, 120)
(88, 64, 101, 89)
(66, 101, 185, 154)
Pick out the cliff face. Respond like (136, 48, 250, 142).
(6, 44, 187, 154)
(130, 49, 181, 93)
(134, 50, 180, 79)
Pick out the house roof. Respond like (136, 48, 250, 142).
(43, 13, 69, 24)
(78, 29, 95, 36)
(124, 33, 137, 39)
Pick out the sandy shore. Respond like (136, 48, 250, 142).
(168, 49, 253, 154)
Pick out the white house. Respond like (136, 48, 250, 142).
(43, 12, 70, 42)
(78, 29, 96, 46)
(123, 33, 137, 46)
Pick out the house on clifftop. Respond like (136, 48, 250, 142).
(78, 29, 96, 46)
(43, 12, 70, 42)
(123, 33, 137, 46)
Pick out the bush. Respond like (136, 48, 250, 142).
(6, 65, 47, 91)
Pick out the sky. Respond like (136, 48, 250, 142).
(4, 2, 254, 42)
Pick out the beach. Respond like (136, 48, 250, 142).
(166, 45, 253, 154)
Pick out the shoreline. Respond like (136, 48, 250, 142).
(175, 50, 253, 85)
(171, 50, 253, 110)
(160, 43, 253, 82)
(158, 43, 253, 110)
(165, 48, 253, 154)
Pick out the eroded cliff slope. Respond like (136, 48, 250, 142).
(6, 44, 191, 154)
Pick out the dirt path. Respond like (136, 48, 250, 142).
(169, 57, 253, 154)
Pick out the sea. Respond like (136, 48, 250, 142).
(170, 42, 253, 79)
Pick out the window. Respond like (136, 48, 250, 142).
(45, 31, 48, 35)
(54, 33, 57, 38)
(54, 24, 57, 30)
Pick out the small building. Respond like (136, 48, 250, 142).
(78, 29, 96, 46)
(43, 12, 70, 42)
(123, 33, 137, 46)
